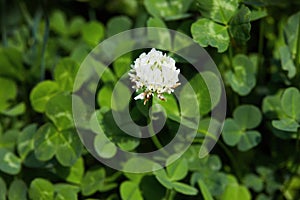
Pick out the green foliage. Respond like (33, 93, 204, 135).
(225, 54, 256, 95)
(191, 0, 253, 52)
(222, 105, 262, 151)
(0, 0, 300, 200)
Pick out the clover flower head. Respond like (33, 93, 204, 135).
(129, 48, 180, 104)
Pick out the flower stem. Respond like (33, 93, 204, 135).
(148, 98, 169, 156)
(165, 189, 175, 200)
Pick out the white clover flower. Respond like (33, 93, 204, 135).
(129, 48, 180, 104)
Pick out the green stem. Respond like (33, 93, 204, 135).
(165, 189, 170, 200)
(149, 122, 169, 156)
(147, 98, 169, 156)
(18, 0, 33, 26)
(165, 189, 175, 200)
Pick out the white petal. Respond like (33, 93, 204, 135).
(134, 93, 145, 100)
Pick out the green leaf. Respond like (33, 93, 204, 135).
(50, 10, 67, 35)
(172, 182, 198, 195)
(45, 94, 74, 131)
(0, 77, 17, 112)
(0, 177, 7, 200)
(154, 169, 173, 189)
(17, 124, 37, 160)
(198, 179, 214, 200)
(111, 81, 132, 111)
(113, 52, 132, 78)
(147, 17, 166, 27)
(262, 93, 282, 118)
(8, 180, 27, 200)
(34, 123, 82, 166)
(191, 171, 228, 196)
(34, 123, 59, 161)
(54, 58, 80, 92)
(0, 129, 19, 151)
(166, 157, 188, 181)
(238, 130, 261, 151)
(243, 174, 264, 192)
(144, 0, 193, 20)
(202, 71, 222, 110)
(279, 45, 296, 79)
(233, 105, 262, 129)
(29, 178, 54, 200)
(30, 81, 60, 113)
(284, 11, 300, 58)
(197, 0, 238, 24)
(123, 157, 161, 173)
(55, 130, 82, 166)
(191, 18, 229, 53)
(281, 87, 300, 121)
(69, 17, 86, 36)
(96, 109, 140, 151)
(55, 157, 84, 184)
(146, 18, 171, 49)
(153, 94, 180, 122)
(181, 72, 221, 117)
(221, 183, 251, 200)
(272, 118, 299, 132)
(106, 16, 132, 37)
(0, 47, 24, 81)
(94, 132, 117, 159)
(120, 181, 143, 200)
(54, 184, 79, 200)
(225, 54, 256, 95)
(1, 102, 26, 116)
(229, 5, 251, 44)
(97, 85, 112, 108)
(81, 168, 106, 196)
(0, 148, 21, 175)
(222, 119, 242, 146)
(82, 21, 105, 46)
(249, 9, 268, 21)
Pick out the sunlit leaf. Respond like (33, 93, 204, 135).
(29, 178, 54, 200)
(197, 0, 238, 24)
(120, 181, 143, 200)
(191, 18, 229, 53)
(30, 81, 60, 113)
(0, 148, 21, 175)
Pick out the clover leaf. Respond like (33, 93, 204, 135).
(225, 54, 256, 96)
(271, 87, 300, 132)
(222, 105, 262, 151)
(154, 157, 198, 195)
(144, 0, 193, 21)
(120, 181, 143, 200)
(34, 123, 82, 166)
(191, 1, 251, 52)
